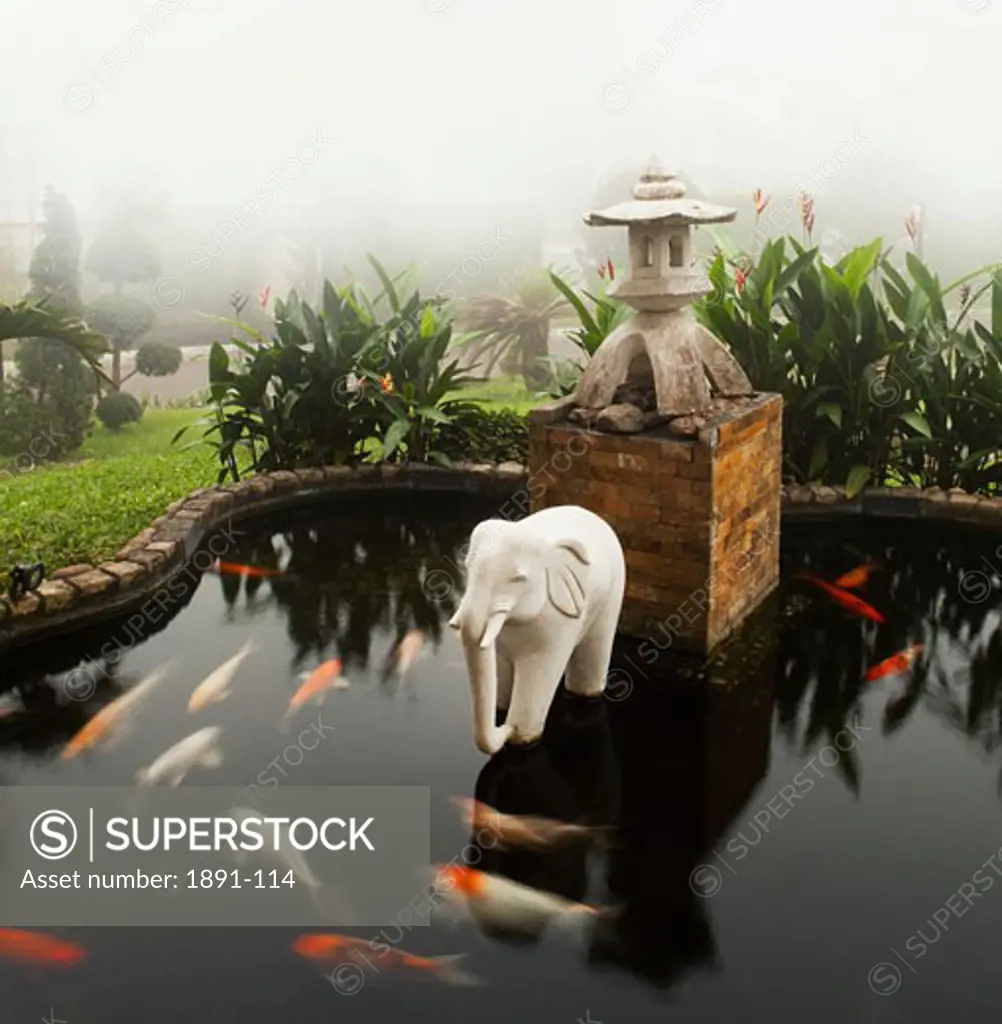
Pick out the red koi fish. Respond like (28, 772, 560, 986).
(796, 573, 885, 623)
(865, 644, 924, 683)
(0, 928, 86, 967)
(834, 562, 881, 590)
(212, 561, 281, 579)
(292, 933, 478, 986)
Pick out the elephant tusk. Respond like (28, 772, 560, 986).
(478, 610, 508, 649)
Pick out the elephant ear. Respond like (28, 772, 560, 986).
(546, 538, 590, 619)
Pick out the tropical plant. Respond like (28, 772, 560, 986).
(458, 268, 570, 390)
(543, 269, 631, 396)
(96, 391, 143, 431)
(361, 257, 479, 465)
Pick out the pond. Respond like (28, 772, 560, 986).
(2, 492, 1001, 1023)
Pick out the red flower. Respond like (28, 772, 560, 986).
(607, 257, 615, 281)
(753, 188, 771, 217)
(735, 268, 747, 293)
(258, 285, 271, 309)
(597, 264, 606, 279)
(379, 373, 394, 394)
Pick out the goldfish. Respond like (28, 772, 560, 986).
(865, 644, 925, 683)
(834, 562, 881, 590)
(795, 573, 886, 624)
(431, 864, 600, 938)
(450, 797, 600, 851)
(292, 933, 478, 986)
(0, 928, 86, 967)
(187, 639, 255, 713)
(285, 659, 348, 718)
(62, 662, 173, 760)
(213, 561, 281, 579)
(136, 726, 224, 786)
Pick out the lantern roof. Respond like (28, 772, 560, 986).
(585, 165, 736, 228)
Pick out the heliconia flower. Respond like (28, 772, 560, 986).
(753, 188, 771, 216)
(960, 283, 972, 305)
(904, 208, 920, 244)
(805, 210, 815, 235)
(597, 264, 606, 279)
(735, 268, 747, 293)
(607, 257, 615, 281)
(258, 285, 271, 309)
(379, 373, 394, 394)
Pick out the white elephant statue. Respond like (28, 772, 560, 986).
(449, 505, 626, 755)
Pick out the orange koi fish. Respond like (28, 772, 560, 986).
(796, 573, 886, 624)
(865, 644, 924, 683)
(292, 933, 477, 986)
(834, 562, 881, 590)
(432, 864, 600, 938)
(450, 796, 599, 851)
(0, 928, 86, 967)
(285, 659, 348, 717)
(62, 662, 172, 759)
(213, 561, 282, 579)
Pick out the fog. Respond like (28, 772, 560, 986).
(1, 0, 998, 337)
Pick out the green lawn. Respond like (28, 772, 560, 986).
(0, 380, 542, 577)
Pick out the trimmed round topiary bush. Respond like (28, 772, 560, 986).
(135, 341, 182, 377)
(96, 392, 143, 432)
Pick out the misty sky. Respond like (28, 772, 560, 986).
(1, 0, 998, 248)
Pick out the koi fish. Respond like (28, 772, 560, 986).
(136, 726, 224, 786)
(392, 629, 426, 679)
(285, 659, 348, 718)
(834, 562, 881, 590)
(213, 561, 281, 579)
(62, 662, 173, 760)
(431, 864, 600, 938)
(865, 644, 925, 683)
(292, 933, 478, 986)
(450, 796, 599, 851)
(230, 807, 352, 921)
(187, 639, 255, 713)
(0, 928, 86, 967)
(795, 573, 885, 624)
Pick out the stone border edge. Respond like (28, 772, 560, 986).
(0, 462, 527, 647)
(1, 470, 996, 646)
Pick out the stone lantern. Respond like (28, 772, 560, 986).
(527, 164, 782, 654)
(542, 165, 754, 431)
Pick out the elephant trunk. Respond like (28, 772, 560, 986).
(449, 601, 511, 755)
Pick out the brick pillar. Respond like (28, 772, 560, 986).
(528, 394, 782, 654)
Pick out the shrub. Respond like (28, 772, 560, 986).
(135, 341, 182, 377)
(96, 391, 143, 431)
(434, 406, 529, 464)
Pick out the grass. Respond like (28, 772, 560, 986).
(0, 380, 543, 578)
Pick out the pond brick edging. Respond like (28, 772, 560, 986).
(0, 461, 528, 649)
(2, 468, 1000, 649)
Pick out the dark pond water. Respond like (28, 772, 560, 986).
(2, 492, 1002, 1023)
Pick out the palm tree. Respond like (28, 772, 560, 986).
(0, 298, 110, 391)
(457, 268, 571, 390)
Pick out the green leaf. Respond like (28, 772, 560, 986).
(816, 402, 843, 429)
(897, 411, 932, 438)
(906, 252, 947, 325)
(845, 464, 873, 499)
(808, 440, 829, 480)
(367, 254, 400, 314)
(992, 271, 1002, 341)
(420, 304, 435, 341)
(416, 405, 450, 424)
(381, 417, 410, 458)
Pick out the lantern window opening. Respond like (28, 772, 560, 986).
(669, 234, 684, 268)
(642, 235, 655, 268)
